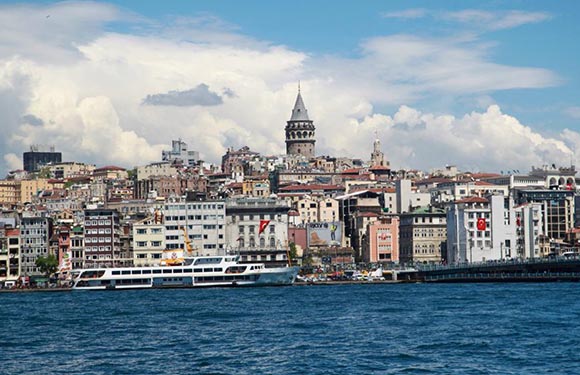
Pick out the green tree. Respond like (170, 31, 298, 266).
(288, 242, 298, 262)
(35, 254, 59, 277)
(127, 167, 137, 181)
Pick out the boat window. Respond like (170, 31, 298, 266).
(142, 270, 151, 274)
(153, 270, 162, 274)
(173, 269, 183, 273)
(184, 268, 192, 273)
(214, 268, 222, 272)
(122, 270, 131, 275)
(112, 271, 121, 275)
(162, 269, 172, 274)
(194, 268, 202, 273)
(132, 270, 142, 275)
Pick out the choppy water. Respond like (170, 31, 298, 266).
(1, 283, 580, 374)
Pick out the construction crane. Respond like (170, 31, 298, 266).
(181, 226, 195, 256)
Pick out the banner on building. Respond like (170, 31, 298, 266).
(307, 222, 341, 247)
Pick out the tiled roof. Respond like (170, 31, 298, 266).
(455, 196, 489, 204)
(290, 91, 310, 121)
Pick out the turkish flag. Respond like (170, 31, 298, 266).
(477, 217, 486, 231)
(258, 220, 271, 235)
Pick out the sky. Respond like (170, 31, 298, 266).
(1, 0, 579, 176)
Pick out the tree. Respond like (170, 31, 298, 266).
(288, 242, 298, 262)
(35, 254, 59, 277)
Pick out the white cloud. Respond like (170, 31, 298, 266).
(3, 153, 22, 171)
(348, 105, 575, 172)
(0, 2, 570, 176)
(382, 9, 427, 19)
(442, 10, 552, 31)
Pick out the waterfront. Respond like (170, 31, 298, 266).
(1, 283, 580, 374)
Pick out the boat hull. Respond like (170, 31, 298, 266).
(72, 265, 299, 291)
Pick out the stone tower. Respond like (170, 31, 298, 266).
(285, 88, 315, 158)
(370, 133, 388, 167)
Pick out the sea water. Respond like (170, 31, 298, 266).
(1, 283, 579, 374)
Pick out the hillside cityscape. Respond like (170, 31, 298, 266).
(1, 89, 578, 286)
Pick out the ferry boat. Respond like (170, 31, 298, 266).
(72, 255, 299, 290)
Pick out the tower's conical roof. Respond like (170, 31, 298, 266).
(290, 91, 310, 121)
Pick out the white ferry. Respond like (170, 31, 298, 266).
(72, 255, 299, 290)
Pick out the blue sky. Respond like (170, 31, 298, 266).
(0, 0, 579, 174)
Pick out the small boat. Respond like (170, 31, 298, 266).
(72, 255, 299, 290)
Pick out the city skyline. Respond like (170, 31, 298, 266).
(0, 1, 579, 176)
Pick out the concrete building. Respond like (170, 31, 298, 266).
(363, 216, 399, 264)
(285, 88, 316, 158)
(47, 162, 95, 179)
(162, 198, 226, 256)
(20, 179, 51, 204)
(83, 209, 122, 267)
(0, 179, 20, 208)
(429, 180, 509, 206)
(69, 225, 84, 270)
(162, 139, 200, 167)
(513, 189, 575, 241)
(221, 146, 260, 176)
(399, 206, 447, 264)
(446, 197, 493, 264)
(92, 166, 128, 181)
(136, 162, 178, 181)
(396, 179, 430, 214)
(447, 195, 517, 264)
(0, 225, 20, 284)
(513, 202, 545, 259)
(225, 197, 289, 249)
(20, 216, 52, 277)
(132, 216, 165, 266)
(23, 145, 62, 173)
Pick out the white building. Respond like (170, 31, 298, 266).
(513, 202, 545, 259)
(162, 198, 226, 256)
(396, 179, 430, 214)
(162, 139, 200, 167)
(225, 197, 290, 252)
(447, 195, 534, 264)
(132, 216, 166, 266)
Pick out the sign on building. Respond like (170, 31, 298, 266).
(307, 222, 341, 247)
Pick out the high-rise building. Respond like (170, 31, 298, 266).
(23, 145, 62, 172)
(83, 209, 121, 267)
(20, 217, 52, 277)
(285, 88, 316, 158)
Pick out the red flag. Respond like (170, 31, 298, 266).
(477, 217, 486, 231)
(258, 220, 270, 235)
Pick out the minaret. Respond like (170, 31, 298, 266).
(285, 85, 316, 158)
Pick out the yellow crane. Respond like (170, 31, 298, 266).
(181, 226, 195, 256)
